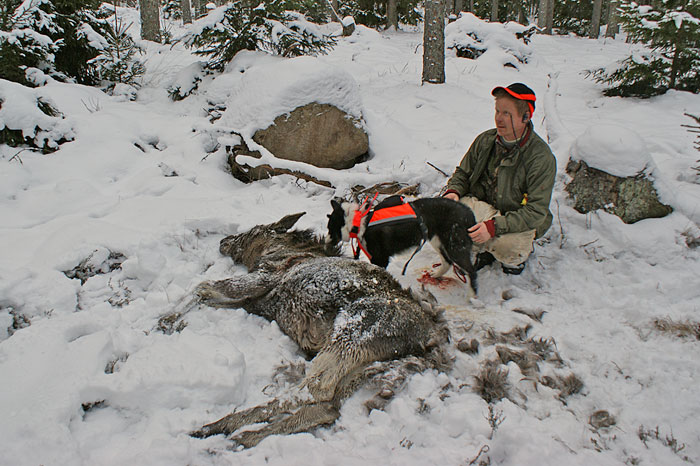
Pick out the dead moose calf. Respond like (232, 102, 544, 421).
(190, 212, 450, 448)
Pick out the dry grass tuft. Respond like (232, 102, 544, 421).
(484, 324, 532, 345)
(526, 337, 565, 365)
(473, 360, 510, 403)
(589, 409, 616, 430)
(511, 308, 546, 322)
(681, 228, 700, 248)
(496, 346, 540, 376)
(541, 373, 584, 402)
(456, 338, 480, 354)
(638, 425, 690, 461)
(653, 317, 700, 340)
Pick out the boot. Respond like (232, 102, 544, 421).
(474, 252, 495, 271)
(501, 261, 526, 275)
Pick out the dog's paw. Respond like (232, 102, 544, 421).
(430, 262, 450, 278)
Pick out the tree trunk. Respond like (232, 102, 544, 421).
(387, 0, 398, 30)
(454, 0, 463, 14)
(139, 0, 161, 42)
(193, 0, 205, 19)
(180, 0, 192, 24)
(545, 0, 554, 34)
(590, 0, 602, 38)
(517, 0, 526, 24)
(422, 0, 445, 84)
(491, 0, 499, 21)
(326, 0, 354, 35)
(537, 0, 547, 27)
(605, 0, 619, 38)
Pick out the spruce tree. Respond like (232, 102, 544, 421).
(337, 0, 422, 29)
(592, 0, 700, 96)
(0, 0, 108, 86)
(88, 16, 145, 88)
(180, 0, 337, 71)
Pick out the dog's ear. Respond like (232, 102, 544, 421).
(271, 212, 305, 233)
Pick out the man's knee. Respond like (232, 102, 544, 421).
(486, 230, 536, 267)
(459, 196, 499, 223)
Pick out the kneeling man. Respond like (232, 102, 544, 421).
(443, 83, 556, 274)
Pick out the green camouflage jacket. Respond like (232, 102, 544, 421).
(445, 126, 556, 239)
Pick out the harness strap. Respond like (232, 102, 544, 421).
(349, 192, 378, 261)
(453, 265, 468, 283)
(400, 214, 430, 275)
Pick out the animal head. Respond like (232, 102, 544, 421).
(219, 212, 306, 269)
(326, 198, 358, 245)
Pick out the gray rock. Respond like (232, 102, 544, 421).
(565, 159, 672, 224)
(253, 103, 369, 169)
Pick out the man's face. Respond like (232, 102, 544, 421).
(494, 97, 527, 141)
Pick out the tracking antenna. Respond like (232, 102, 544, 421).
(508, 114, 528, 148)
(508, 114, 528, 159)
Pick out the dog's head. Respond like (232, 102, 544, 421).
(326, 198, 357, 245)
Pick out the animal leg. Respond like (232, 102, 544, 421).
(195, 272, 272, 308)
(190, 399, 286, 438)
(442, 232, 478, 295)
(431, 262, 451, 277)
(230, 402, 339, 449)
(303, 298, 415, 402)
(302, 351, 348, 401)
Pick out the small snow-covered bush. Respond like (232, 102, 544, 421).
(0, 79, 75, 153)
(179, 0, 336, 71)
(445, 13, 534, 68)
(161, 0, 181, 20)
(167, 60, 205, 101)
(88, 15, 145, 93)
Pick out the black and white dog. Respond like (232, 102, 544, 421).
(326, 195, 479, 294)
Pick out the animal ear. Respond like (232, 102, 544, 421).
(271, 212, 306, 233)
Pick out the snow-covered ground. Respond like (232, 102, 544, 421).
(1, 10, 699, 466)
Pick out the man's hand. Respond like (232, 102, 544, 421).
(443, 192, 459, 202)
(468, 222, 492, 244)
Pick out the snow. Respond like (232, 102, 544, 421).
(1, 11, 700, 466)
(0, 79, 76, 148)
(445, 13, 533, 66)
(217, 53, 364, 139)
(570, 124, 655, 177)
(667, 11, 700, 28)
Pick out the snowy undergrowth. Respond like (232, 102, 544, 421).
(1, 12, 699, 466)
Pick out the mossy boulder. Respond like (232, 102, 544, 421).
(565, 159, 672, 224)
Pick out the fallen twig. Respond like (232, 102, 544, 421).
(427, 161, 450, 177)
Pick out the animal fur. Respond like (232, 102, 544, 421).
(190, 212, 450, 448)
(326, 196, 479, 293)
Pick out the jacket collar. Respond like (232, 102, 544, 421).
(496, 122, 532, 149)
